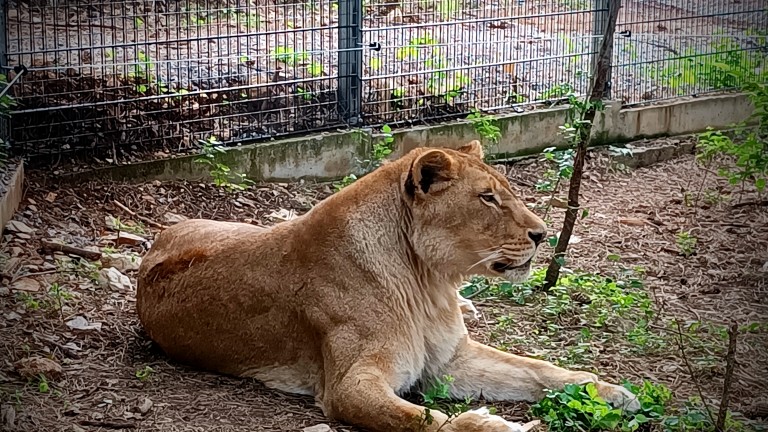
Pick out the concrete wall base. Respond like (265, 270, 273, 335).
(57, 93, 752, 184)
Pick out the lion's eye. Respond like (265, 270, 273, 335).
(479, 193, 497, 205)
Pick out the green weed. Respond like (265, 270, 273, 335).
(333, 174, 358, 192)
(675, 231, 698, 257)
(467, 108, 501, 153)
(194, 135, 255, 192)
(135, 365, 155, 382)
(418, 375, 473, 429)
(271, 46, 309, 66)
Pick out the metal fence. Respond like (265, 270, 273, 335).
(1, 0, 766, 165)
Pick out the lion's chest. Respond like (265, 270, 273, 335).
(392, 315, 467, 395)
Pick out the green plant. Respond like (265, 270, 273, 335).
(467, 108, 501, 153)
(333, 174, 358, 192)
(419, 375, 473, 429)
(396, 36, 438, 61)
(307, 61, 324, 77)
(17, 292, 40, 310)
(662, 396, 749, 432)
(271, 46, 309, 66)
(652, 36, 767, 95)
(36, 374, 50, 393)
(135, 365, 155, 382)
(335, 124, 396, 191)
(536, 147, 575, 192)
(697, 127, 767, 194)
(372, 124, 394, 162)
(48, 282, 73, 322)
(531, 380, 674, 432)
(194, 136, 255, 192)
(130, 50, 156, 93)
(675, 231, 698, 257)
(540, 83, 575, 100)
(427, 70, 471, 101)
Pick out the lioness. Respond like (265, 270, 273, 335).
(137, 141, 639, 431)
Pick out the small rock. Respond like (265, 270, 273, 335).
(492, 164, 507, 175)
(44, 192, 57, 202)
(0, 286, 9, 296)
(104, 232, 146, 246)
(6, 220, 34, 234)
(761, 261, 768, 273)
(1, 403, 15, 430)
(11, 278, 41, 292)
(303, 425, 332, 432)
(13, 356, 63, 380)
(41, 262, 57, 271)
(267, 208, 297, 222)
(4, 311, 21, 320)
(163, 212, 189, 224)
(98, 267, 133, 291)
(71, 426, 86, 432)
(101, 253, 142, 272)
(549, 197, 568, 209)
(9, 247, 23, 256)
(66, 316, 103, 332)
(136, 397, 153, 414)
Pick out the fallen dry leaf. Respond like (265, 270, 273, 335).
(6, 220, 34, 234)
(11, 278, 41, 293)
(618, 217, 649, 227)
(14, 356, 63, 380)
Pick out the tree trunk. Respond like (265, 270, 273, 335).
(542, 0, 622, 290)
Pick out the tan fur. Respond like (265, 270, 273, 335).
(137, 141, 639, 431)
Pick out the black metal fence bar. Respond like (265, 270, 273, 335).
(1, 0, 765, 165)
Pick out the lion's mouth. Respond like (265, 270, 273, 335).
(490, 258, 532, 273)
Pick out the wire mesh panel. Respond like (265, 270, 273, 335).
(360, 0, 600, 125)
(4, 0, 343, 163)
(613, 0, 768, 105)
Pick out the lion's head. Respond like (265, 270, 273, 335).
(402, 140, 547, 283)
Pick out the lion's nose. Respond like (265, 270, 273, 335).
(527, 229, 546, 246)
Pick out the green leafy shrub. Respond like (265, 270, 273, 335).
(194, 136, 254, 192)
(530, 381, 671, 432)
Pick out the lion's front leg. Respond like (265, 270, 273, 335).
(321, 362, 532, 432)
(441, 338, 640, 412)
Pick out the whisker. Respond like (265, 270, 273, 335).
(471, 245, 503, 254)
(467, 251, 502, 272)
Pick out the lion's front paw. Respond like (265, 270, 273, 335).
(457, 293, 481, 322)
(449, 407, 540, 432)
(596, 381, 641, 413)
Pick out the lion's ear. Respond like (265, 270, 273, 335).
(410, 149, 457, 194)
(457, 140, 484, 160)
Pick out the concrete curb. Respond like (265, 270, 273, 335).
(54, 93, 752, 184)
(0, 162, 24, 232)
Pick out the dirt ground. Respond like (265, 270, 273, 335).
(1, 138, 767, 431)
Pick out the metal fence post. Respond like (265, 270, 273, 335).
(0, 0, 10, 151)
(337, 0, 363, 126)
(591, 0, 612, 99)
